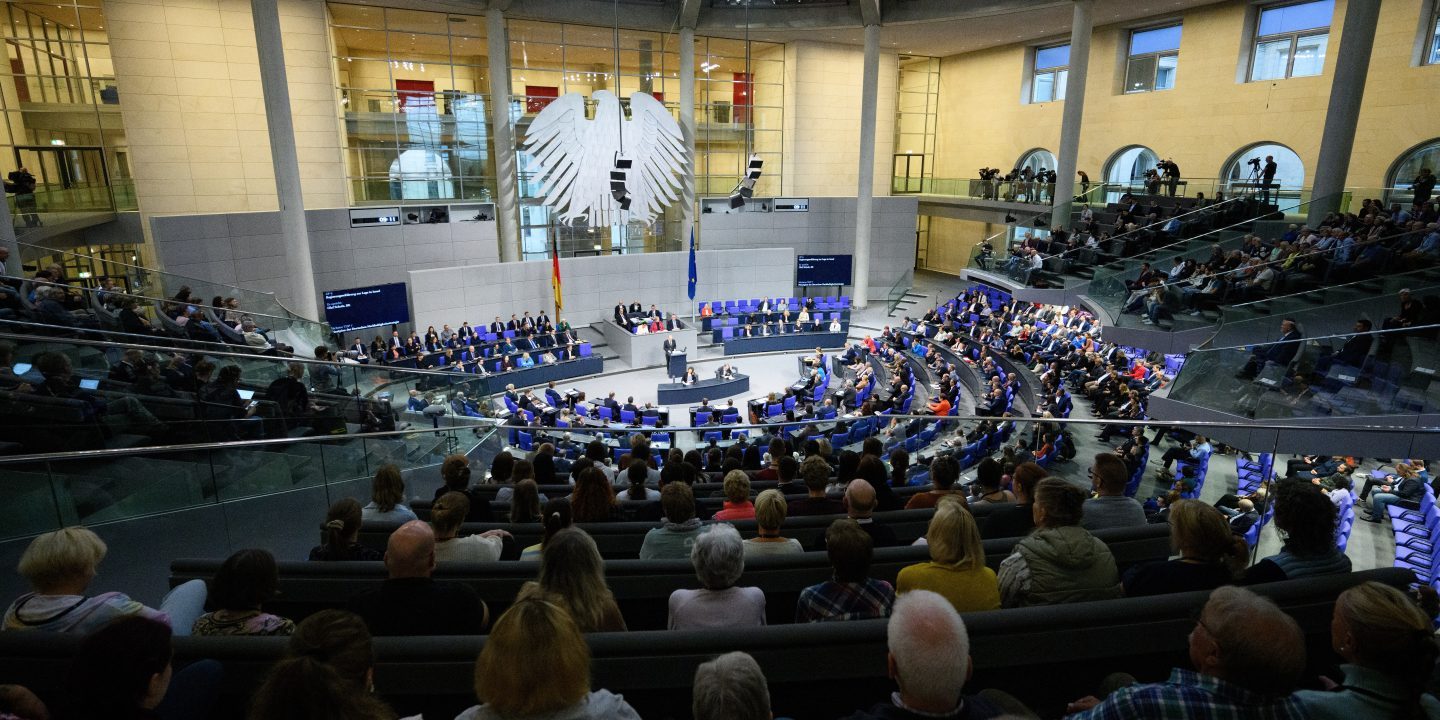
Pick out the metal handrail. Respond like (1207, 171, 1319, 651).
(3, 414, 1438, 466)
(1192, 321, 1440, 354)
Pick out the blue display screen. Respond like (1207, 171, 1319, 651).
(796, 255, 854, 287)
(323, 282, 411, 333)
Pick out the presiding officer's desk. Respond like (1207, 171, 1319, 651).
(656, 373, 750, 405)
(723, 331, 849, 356)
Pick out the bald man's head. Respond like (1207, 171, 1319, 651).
(846, 479, 877, 518)
(385, 520, 436, 579)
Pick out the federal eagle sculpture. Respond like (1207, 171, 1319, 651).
(523, 90, 687, 226)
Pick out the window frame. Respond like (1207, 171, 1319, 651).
(1426, 1, 1440, 66)
(1030, 42, 1070, 104)
(1248, 1, 1332, 82)
(1124, 24, 1182, 94)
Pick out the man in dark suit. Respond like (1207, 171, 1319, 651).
(1237, 318, 1302, 379)
(621, 396, 639, 415)
(647, 304, 662, 321)
(811, 481, 896, 550)
(603, 392, 621, 415)
(663, 336, 677, 356)
(488, 317, 504, 334)
(613, 303, 626, 326)
(1334, 318, 1373, 368)
(628, 301, 642, 314)
(506, 314, 519, 331)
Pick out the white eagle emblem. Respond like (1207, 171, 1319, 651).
(523, 90, 687, 226)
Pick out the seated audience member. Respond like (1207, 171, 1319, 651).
(819, 479, 899, 549)
(1294, 581, 1440, 719)
(192, 548, 293, 636)
(360, 464, 417, 523)
(669, 524, 766, 630)
(1081, 453, 1147, 531)
(496, 458, 541, 505)
(3, 526, 206, 635)
(0, 685, 47, 720)
(309, 498, 382, 562)
(905, 456, 967, 510)
(347, 520, 487, 635)
(789, 456, 845, 516)
(640, 483, 704, 560)
(744, 489, 804, 557)
(459, 596, 641, 720)
(430, 492, 510, 563)
(997, 478, 1121, 608)
(1242, 483, 1351, 583)
(509, 480, 544, 524)
(796, 519, 896, 623)
(522, 498, 573, 561)
(621, 459, 661, 502)
(842, 590, 1008, 720)
(713, 470, 758, 521)
(248, 615, 394, 720)
(774, 455, 805, 495)
(571, 466, 623, 522)
(693, 651, 776, 720)
(857, 452, 902, 512)
(1123, 500, 1247, 597)
(515, 528, 626, 633)
(61, 616, 221, 720)
(1362, 461, 1427, 523)
(968, 458, 1013, 506)
(897, 498, 1000, 612)
(981, 461, 1044, 539)
(431, 454, 494, 522)
(1066, 586, 1306, 719)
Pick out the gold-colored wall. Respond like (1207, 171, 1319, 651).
(934, 0, 1439, 192)
(782, 41, 898, 196)
(103, 0, 346, 216)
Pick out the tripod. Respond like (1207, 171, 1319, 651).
(1240, 163, 1264, 202)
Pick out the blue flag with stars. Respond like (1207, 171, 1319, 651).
(687, 227, 698, 300)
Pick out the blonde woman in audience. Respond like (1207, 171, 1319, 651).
(515, 528, 626, 633)
(1122, 500, 1247, 597)
(459, 596, 641, 719)
(743, 490, 804, 557)
(430, 492, 511, 563)
(896, 497, 1000, 612)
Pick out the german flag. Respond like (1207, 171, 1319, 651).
(551, 237, 563, 313)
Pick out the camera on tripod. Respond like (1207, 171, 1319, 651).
(1246, 158, 1262, 168)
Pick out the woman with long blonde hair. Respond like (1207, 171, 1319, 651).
(514, 528, 626, 633)
(895, 497, 999, 611)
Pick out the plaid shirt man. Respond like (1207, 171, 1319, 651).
(1066, 668, 1307, 720)
(795, 577, 895, 623)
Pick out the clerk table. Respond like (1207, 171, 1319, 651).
(722, 331, 849, 356)
(657, 374, 750, 405)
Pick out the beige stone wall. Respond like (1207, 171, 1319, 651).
(103, 0, 345, 218)
(934, 0, 1438, 192)
(925, 216, 995, 275)
(783, 41, 898, 197)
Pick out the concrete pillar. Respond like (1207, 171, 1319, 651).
(0, 200, 18, 278)
(487, 7, 522, 263)
(679, 27, 697, 248)
(852, 22, 879, 309)
(1052, 0, 1093, 228)
(1307, 0, 1380, 227)
(250, 0, 317, 320)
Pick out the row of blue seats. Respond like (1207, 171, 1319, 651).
(697, 296, 852, 315)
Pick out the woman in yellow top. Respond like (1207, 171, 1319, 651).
(896, 496, 1001, 612)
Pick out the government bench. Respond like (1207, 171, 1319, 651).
(1, 568, 1411, 720)
(174, 523, 1173, 630)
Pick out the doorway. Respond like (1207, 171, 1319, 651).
(12, 145, 112, 211)
(892, 153, 926, 194)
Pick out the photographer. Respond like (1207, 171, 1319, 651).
(1144, 168, 1161, 196)
(1160, 159, 1181, 197)
(1259, 155, 1278, 204)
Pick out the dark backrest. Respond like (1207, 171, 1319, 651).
(6, 568, 1413, 720)
(174, 523, 1172, 630)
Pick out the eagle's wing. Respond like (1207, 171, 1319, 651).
(622, 92, 687, 224)
(524, 93, 611, 224)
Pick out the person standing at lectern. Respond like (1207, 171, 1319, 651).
(664, 336, 678, 357)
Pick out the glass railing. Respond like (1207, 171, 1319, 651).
(1220, 266, 1440, 327)
(885, 268, 916, 315)
(0, 329, 496, 457)
(15, 239, 334, 351)
(900, 176, 1106, 206)
(1167, 324, 1440, 419)
(0, 412, 1432, 605)
(906, 175, 1315, 206)
(968, 202, 1074, 282)
(1083, 192, 1343, 321)
(1206, 280, 1440, 351)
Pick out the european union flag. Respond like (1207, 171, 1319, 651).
(687, 227, 698, 300)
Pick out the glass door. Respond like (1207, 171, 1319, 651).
(12, 145, 112, 212)
(892, 153, 925, 194)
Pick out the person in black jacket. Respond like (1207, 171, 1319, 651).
(431, 453, 493, 522)
(347, 521, 488, 636)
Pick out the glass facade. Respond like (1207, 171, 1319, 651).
(0, 2, 131, 217)
(329, 5, 784, 258)
(329, 4, 495, 206)
(892, 56, 938, 194)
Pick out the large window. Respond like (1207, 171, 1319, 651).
(1223, 143, 1305, 198)
(1030, 44, 1069, 103)
(1125, 25, 1181, 93)
(1427, 3, 1440, 65)
(1387, 139, 1440, 205)
(1250, 1, 1333, 81)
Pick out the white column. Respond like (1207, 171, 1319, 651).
(1052, 0, 1093, 227)
(679, 27, 697, 247)
(852, 22, 879, 309)
(487, 7, 521, 263)
(1307, 0, 1380, 226)
(251, 0, 317, 319)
